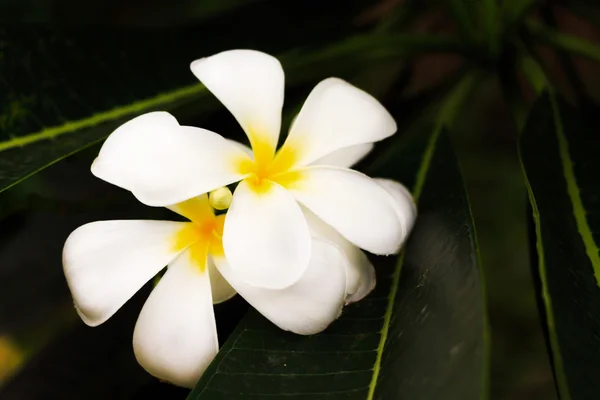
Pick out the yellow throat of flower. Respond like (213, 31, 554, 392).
(236, 133, 303, 192)
(171, 196, 226, 271)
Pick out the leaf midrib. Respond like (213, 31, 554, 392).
(0, 83, 205, 152)
(550, 95, 600, 285)
(0, 32, 463, 156)
(367, 74, 481, 399)
(365, 125, 440, 399)
(520, 146, 572, 400)
(519, 57, 575, 400)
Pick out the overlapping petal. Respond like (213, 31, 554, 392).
(281, 78, 396, 167)
(302, 206, 375, 303)
(191, 50, 284, 160)
(223, 180, 311, 289)
(62, 220, 191, 326)
(287, 166, 403, 255)
(213, 238, 346, 335)
(375, 178, 417, 241)
(59, 48, 417, 392)
(91, 113, 249, 207)
(207, 258, 236, 304)
(310, 143, 374, 168)
(133, 246, 218, 388)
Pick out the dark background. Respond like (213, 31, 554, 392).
(1, 1, 599, 399)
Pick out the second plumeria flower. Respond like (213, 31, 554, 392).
(63, 193, 348, 387)
(92, 49, 416, 290)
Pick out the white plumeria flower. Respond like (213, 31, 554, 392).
(63, 193, 349, 388)
(91, 49, 417, 292)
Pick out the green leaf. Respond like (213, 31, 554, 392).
(520, 93, 600, 400)
(189, 93, 489, 399)
(0, 148, 179, 394)
(444, 0, 476, 42)
(0, 26, 464, 196)
(526, 20, 600, 63)
(500, 0, 538, 38)
(480, 0, 500, 56)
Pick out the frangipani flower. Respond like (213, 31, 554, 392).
(91, 49, 416, 292)
(63, 193, 348, 388)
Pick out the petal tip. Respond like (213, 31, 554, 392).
(74, 304, 103, 327)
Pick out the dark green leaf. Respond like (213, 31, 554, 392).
(0, 139, 254, 395)
(189, 111, 489, 398)
(526, 20, 600, 63)
(0, 146, 179, 394)
(480, 0, 500, 56)
(443, 0, 476, 41)
(501, 0, 538, 38)
(520, 93, 600, 399)
(0, 24, 463, 196)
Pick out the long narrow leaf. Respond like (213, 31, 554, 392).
(527, 20, 600, 63)
(445, 0, 476, 41)
(520, 92, 600, 400)
(501, 0, 538, 38)
(481, 0, 500, 56)
(0, 28, 465, 197)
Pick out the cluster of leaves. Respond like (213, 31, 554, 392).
(1, 0, 599, 399)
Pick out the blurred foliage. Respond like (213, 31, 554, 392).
(0, 0, 599, 399)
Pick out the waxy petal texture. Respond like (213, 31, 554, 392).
(283, 78, 396, 167)
(303, 207, 375, 303)
(310, 143, 374, 168)
(288, 166, 403, 255)
(191, 50, 284, 157)
(63, 220, 190, 326)
(133, 247, 218, 388)
(375, 178, 417, 242)
(214, 238, 346, 335)
(92, 114, 249, 207)
(223, 180, 311, 289)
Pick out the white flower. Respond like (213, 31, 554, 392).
(63, 193, 349, 388)
(91, 49, 417, 293)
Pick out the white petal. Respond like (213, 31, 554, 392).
(227, 139, 254, 159)
(133, 247, 218, 388)
(214, 238, 346, 335)
(344, 260, 376, 304)
(302, 207, 375, 303)
(91, 114, 249, 207)
(191, 50, 284, 156)
(223, 179, 311, 289)
(89, 112, 178, 190)
(288, 166, 403, 255)
(282, 78, 396, 167)
(310, 143, 374, 168)
(375, 178, 418, 241)
(207, 256, 236, 304)
(62, 220, 190, 326)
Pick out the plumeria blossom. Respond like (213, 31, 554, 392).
(63, 193, 349, 388)
(91, 49, 417, 293)
(62, 49, 417, 388)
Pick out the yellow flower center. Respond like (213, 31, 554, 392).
(171, 196, 226, 271)
(236, 134, 302, 192)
